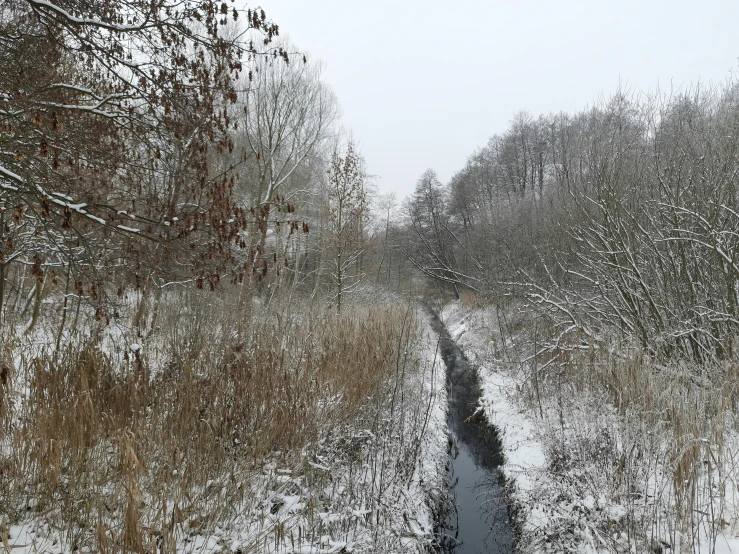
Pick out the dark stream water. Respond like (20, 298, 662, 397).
(430, 313, 516, 553)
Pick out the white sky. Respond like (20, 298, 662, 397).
(257, 0, 739, 199)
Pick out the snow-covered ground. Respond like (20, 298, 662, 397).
(441, 301, 739, 554)
(1, 308, 451, 554)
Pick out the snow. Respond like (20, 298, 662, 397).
(0, 170, 122, 230)
(26, 0, 147, 31)
(117, 225, 140, 233)
(84, 213, 107, 225)
(441, 302, 547, 508)
(1, 306, 451, 554)
(441, 300, 739, 553)
(0, 180, 19, 191)
(478, 371, 547, 493)
(0, 164, 25, 185)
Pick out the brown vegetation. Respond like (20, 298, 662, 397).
(0, 292, 430, 553)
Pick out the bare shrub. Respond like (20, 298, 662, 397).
(496, 302, 739, 552)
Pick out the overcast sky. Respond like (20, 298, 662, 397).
(258, 1, 739, 199)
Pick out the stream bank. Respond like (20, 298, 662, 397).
(429, 312, 517, 553)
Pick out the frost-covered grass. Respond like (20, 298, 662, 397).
(443, 297, 739, 554)
(0, 290, 449, 554)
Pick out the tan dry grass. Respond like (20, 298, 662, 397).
(0, 290, 421, 553)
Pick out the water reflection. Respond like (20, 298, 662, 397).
(431, 313, 516, 553)
(440, 441, 514, 553)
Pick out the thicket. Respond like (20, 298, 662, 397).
(0, 2, 438, 553)
(409, 83, 739, 550)
(421, 85, 739, 361)
(0, 293, 439, 552)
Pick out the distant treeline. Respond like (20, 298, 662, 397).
(405, 84, 739, 361)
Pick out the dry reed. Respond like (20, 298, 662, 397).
(0, 289, 425, 553)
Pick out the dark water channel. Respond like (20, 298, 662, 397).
(430, 313, 516, 554)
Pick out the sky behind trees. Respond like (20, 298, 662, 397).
(262, 0, 739, 198)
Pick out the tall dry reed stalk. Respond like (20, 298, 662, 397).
(0, 289, 427, 553)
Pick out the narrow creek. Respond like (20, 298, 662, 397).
(430, 312, 517, 553)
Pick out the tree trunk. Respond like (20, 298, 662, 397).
(25, 277, 43, 334)
(149, 281, 163, 333)
(292, 232, 302, 289)
(0, 256, 4, 325)
(55, 263, 72, 353)
(0, 212, 4, 324)
(133, 277, 149, 331)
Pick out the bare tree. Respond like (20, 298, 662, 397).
(325, 141, 368, 311)
(0, 0, 286, 322)
(240, 44, 338, 272)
